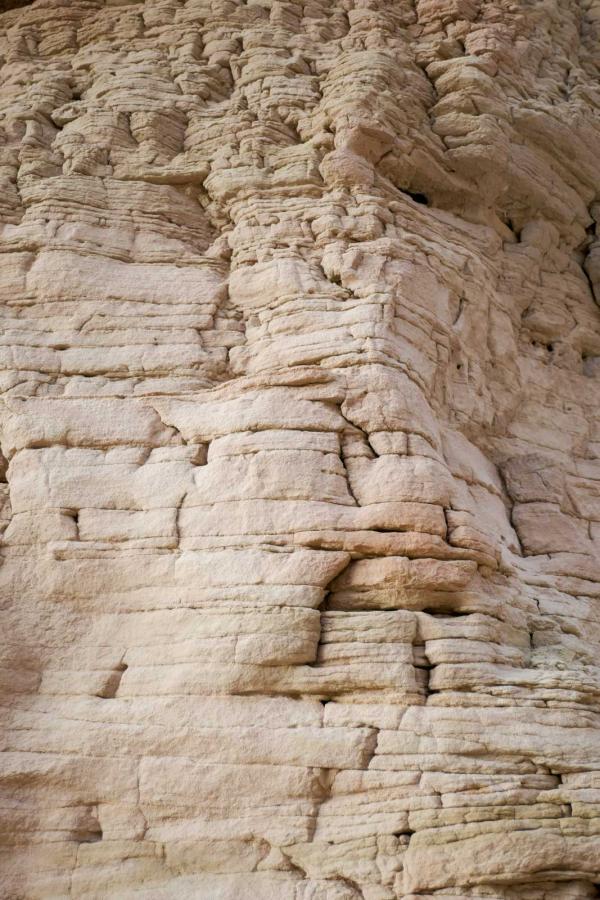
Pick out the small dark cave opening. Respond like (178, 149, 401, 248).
(406, 190, 429, 205)
(0, 1, 35, 10)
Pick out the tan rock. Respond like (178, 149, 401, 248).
(1, 0, 600, 896)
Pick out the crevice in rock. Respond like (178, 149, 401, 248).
(496, 465, 525, 557)
(442, 507, 452, 543)
(582, 352, 600, 377)
(338, 405, 379, 458)
(453, 295, 466, 326)
(416, 662, 433, 698)
(393, 828, 415, 838)
(190, 443, 209, 465)
(74, 806, 102, 843)
(149, 403, 210, 462)
(583, 252, 598, 306)
(364, 728, 379, 768)
(0, 450, 12, 538)
(339, 441, 360, 507)
(308, 766, 338, 841)
(281, 853, 366, 897)
(504, 218, 520, 240)
(67, 509, 80, 540)
(174, 490, 188, 547)
(413, 636, 434, 701)
(96, 662, 128, 699)
(579, 215, 598, 306)
(135, 767, 149, 840)
(337, 877, 366, 898)
(318, 554, 353, 615)
(420, 608, 470, 617)
(282, 854, 309, 879)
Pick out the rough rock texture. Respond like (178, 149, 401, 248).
(1, 0, 600, 897)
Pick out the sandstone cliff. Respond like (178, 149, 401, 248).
(1, 1, 600, 897)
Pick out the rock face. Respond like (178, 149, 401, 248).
(1, 1, 600, 897)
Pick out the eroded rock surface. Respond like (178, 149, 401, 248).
(1, 1, 600, 897)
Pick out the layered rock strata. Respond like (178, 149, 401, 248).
(1, 0, 600, 897)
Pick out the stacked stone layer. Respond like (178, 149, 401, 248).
(1, 0, 600, 897)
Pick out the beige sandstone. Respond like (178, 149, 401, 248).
(1, 0, 600, 896)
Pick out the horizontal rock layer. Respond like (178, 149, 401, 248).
(1, 0, 600, 898)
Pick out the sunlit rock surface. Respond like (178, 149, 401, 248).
(1, 1, 600, 897)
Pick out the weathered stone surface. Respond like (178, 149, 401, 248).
(1, 0, 600, 897)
